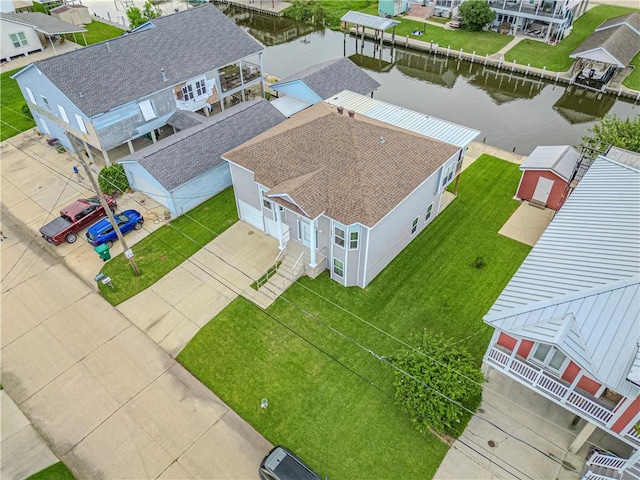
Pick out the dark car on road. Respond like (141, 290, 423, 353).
(259, 446, 323, 480)
(39, 195, 116, 245)
(86, 209, 143, 247)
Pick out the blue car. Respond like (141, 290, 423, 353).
(86, 209, 143, 247)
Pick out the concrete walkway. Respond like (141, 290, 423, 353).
(1, 391, 58, 480)
(1, 210, 272, 479)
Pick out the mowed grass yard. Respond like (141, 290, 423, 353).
(178, 155, 531, 479)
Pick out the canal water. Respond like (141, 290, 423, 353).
(254, 23, 638, 155)
(83, 0, 638, 155)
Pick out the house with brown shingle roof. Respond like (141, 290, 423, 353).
(223, 99, 466, 288)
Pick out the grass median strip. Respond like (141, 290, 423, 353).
(179, 155, 531, 479)
(98, 187, 238, 305)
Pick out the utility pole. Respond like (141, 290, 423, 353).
(68, 135, 140, 276)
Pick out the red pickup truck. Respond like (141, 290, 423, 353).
(39, 195, 116, 245)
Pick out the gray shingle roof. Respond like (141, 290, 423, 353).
(597, 11, 640, 33)
(274, 57, 380, 100)
(166, 110, 207, 131)
(120, 100, 285, 191)
(0, 12, 86, 34)
(571, 23, 640, 67)
(224, 102, 460, 227)
(30, 5, 262, 118)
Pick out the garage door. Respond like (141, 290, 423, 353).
(238, 200, 264, 230)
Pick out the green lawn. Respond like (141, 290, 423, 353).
(624, 52, 640, 91)
(27, 462, 75, 480)
(98, 187, 238, 305)
(505, 5, 640, 71)
(178, 155, 531, 479)
(1, 68, 35, 141)
(75, 20, 126, 46)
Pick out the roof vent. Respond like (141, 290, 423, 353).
(348, 109, 355, 118)
(380, 137, 385, 144)
(337, 105, 344, 115)
(161, 69, 168, 82)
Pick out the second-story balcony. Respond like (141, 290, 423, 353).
(486, 345, 640, 450)
(488, 0, 565, 20)
(219, 61, 261, 93)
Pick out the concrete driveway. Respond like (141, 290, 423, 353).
(1, 211, 272, 479)
(117, 221, 280, 357)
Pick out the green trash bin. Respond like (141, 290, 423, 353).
(95, 243, 111, 261)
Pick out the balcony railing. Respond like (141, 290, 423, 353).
(627, 425, 640, 442)
(219, 62, 261, 93)
(487, 347, 615, 426)
(488, 0, 564, 19)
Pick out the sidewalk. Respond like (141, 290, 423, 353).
(1, 134, 273, 479)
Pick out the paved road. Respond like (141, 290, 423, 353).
(1, 205, 272, 478)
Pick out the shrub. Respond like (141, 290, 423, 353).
(471, 256, 486, 269)
(98, 163, 130, 194)
(390, 333, 484, 437)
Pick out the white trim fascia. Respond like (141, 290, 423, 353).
(266, 192, 311, 217)
(228, 161, 243, 221)
(361, 225, 371, 288)
(224, 157, 255, 175)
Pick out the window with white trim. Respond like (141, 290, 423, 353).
(334, 225, 345, 248)
(263, 198, 272, 210)
(182, 84, 194, 101)
(10, 32, 28, 48)
(349, 228, 358, 250)
(75, 113, 87, 133)
(530, 343, 567, 373)
(58, 105, 69, 123)
(25, 87, 36, 104)
(333, 258, 344, 277)
(411, 217, 419, 235)
(425, 203, 433, 222)
(195, 78, 207, 97)
(442, 162, 455, 186)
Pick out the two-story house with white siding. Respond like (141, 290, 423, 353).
(482, 148, 640, 479)
(222, 92, 479, 288)
(12, 4, 264, 165)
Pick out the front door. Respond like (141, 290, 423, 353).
(298, 220, 311, 247)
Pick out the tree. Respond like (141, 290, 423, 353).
(126, 1, 161, 30)
(581, 114, 640, 154)
(458, 0, 496, 32)
(98, 163, 130, 195)
(390, 333, 484, 437)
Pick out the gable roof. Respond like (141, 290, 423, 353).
(596, 11, 640, 34)
(488, 154, 640, 314)
(23, 5, 262, 117)
(570, 21, 640, 67)
(223, 102, 460, 227)
(272, 57, 380, 100)
(485, 153, 640, 394)
(119, 100, 285, 191)
(519, 145, 580, 181)
(326, 90, 480, 148)
(486, 279, 640, 396)
(0, 11, 86, 34)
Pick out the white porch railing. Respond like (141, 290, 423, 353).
(627, 425, 640, 442)
(586, 453, 628, 470)
(487, 347, 614, 426)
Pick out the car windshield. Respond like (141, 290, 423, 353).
(116, 214, 128, 224)
(267, 450, 318, 480)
